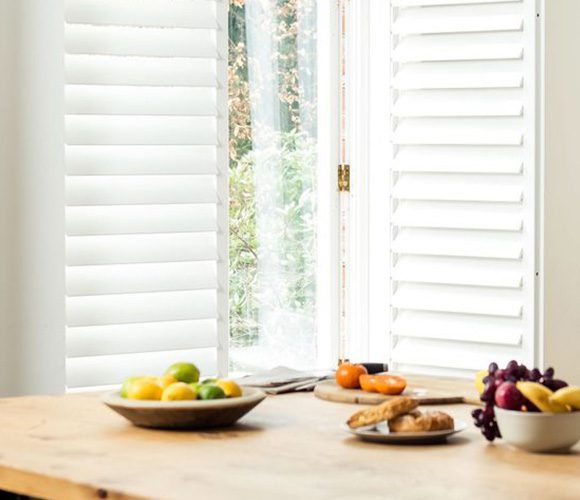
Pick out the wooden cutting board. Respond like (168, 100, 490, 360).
(314, 376, 481, 406)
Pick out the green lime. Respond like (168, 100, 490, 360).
(165, 362, 200, 384)
(201, 377, 218, 385)
(189, 382, 202, 395)
(197, 384, 226, 400)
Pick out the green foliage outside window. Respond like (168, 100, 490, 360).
(228, 0, 318, 366)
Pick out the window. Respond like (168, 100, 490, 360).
(228, 0, 337, 372)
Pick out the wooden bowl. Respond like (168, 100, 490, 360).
(103, 387, 266, 430)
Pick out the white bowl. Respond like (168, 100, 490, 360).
(495, 407, 580, 453)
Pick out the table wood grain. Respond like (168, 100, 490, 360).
(0, 378, 577, 500)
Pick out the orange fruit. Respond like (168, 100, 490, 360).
(374, 374, 407, 395)
(336, 363, 368, 389)
(359, 374, 378, 392)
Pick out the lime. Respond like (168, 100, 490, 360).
(197, 384, 226, 400)
(161, 382, 197, 402)
(127, 379, 163, 400)
(216, 379, 242, 398)
(165, 362, 200, 384)
(201, 377, 218, 385)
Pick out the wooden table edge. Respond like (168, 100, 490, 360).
(0, 463, 144, 500)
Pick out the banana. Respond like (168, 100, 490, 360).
(550, 386, 580, 410)
(475, 370, 488, 395)
(516, 382, 571, 413)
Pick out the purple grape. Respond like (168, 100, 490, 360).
(488, 362, 499, 375)
(506, 360, 519, 374)
(523, 398, 540, 412)
(471, 408, 483, 419)
(544, 367, 555, 379)
(495, 369, 507, 381)
(517, 364, 529, 380)
(529, 368, 541, 381)
(542, 378, 568, 391)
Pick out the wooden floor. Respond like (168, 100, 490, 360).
(0, 378, 577, 499)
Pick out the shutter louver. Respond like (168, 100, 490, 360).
(389, 0, 535, 375)
(65, 0, 228, 389)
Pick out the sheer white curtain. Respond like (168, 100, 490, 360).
(232, 0, 319, 370)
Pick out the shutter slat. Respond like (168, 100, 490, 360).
(393, 174, 523, 203)
(393, 61, 523, 90)
(66, 204, 217, 236)
(391, 338, 518, 372)
(67, 233, 217, 266)
(66, 116, 217, 146)
(66, 24, 216, 58)
(393, 118, 523, 146)
(66, 85, 216, 116)
(393, 89, 522, 118)
(66, 175, 217, 206)
(67, 290, 217, 327)
(393, 202, 523, 231)
(393, 0, 521, 6)
(67, 319, 218, 358)
(393, 32, 523, 63)
(392, 256, 523, 289)
(67, 261, 217, 296)
(66, 55, 217, 87)
(65, 0, 216, 29)
(66, 145, 217, 175)
(392, 311, 522, 346)
(393, 146, 523, 174)
(393, 229, 523, 260)
(393, 3, 523, 35)
(66, 347, 217, 389)
(392, 284, 522, 318)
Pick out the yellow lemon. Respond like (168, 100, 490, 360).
(156, 374, 178, 390)
(121, 376, 157, 398)
(127, 379, 163, 401)
(475, 370, 488, 395)
(216, 379, 242, 398)
(161, 382, 197, 402)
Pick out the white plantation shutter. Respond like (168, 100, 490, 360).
(64, 0, 228, 389)
(387, 0, 536, 375)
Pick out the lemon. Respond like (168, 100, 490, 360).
(127, 379, 163, 401)
(161, 382, 197, 402)
(156, 374, 178, 390)
(121, 376, 156, 398)
(197, 384, 226, 400)
(165, 362, 200, 384)
(475, 370, 488, 395)
(216, 379, 242, 398)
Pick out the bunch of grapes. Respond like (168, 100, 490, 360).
(471, 360, 568, 441)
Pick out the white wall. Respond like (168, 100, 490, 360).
(0, 0, 65, 395)
(542, 0, 580, 382)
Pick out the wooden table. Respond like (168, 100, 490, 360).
(0, 380, 578, 500)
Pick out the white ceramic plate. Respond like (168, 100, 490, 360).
(343, 420, 467, 444)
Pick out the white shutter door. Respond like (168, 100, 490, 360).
(64, 0, 228, 389)
(388, 0, 536, 375)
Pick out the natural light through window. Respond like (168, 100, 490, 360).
(228, 0, 319, 372)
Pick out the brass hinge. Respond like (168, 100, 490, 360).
(338, 164, 350, 192)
